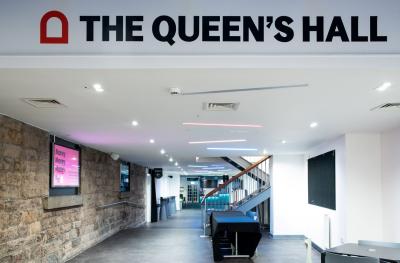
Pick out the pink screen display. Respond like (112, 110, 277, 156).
(52, 144, 80, 187)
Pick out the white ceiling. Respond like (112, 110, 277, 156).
(0, 67, 399, 173)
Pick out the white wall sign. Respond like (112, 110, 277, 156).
(0, 0, 399, 55)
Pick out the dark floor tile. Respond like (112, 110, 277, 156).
(69, 209, 321, 263)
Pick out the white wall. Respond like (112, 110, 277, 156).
(268, 132, 393, 247)
(381, 126, 400, 242)
(304, 133, 383, 249)
(345, 133, 382, 243)
(145, 174, 152, 222)
(271, 154, 306, 236)
(305, 136, 347, 249)
(155, 172, 181, 210)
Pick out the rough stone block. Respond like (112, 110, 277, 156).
(22, 148, 38, 162)
(0, 156, 14, 171)
(5, 171, 21, 186)
(1, 116, 22, 131)
(3, 144, 22, 158)
(46, 253, 59, 263)
(42, 196, 83, 210)
(28, 221, 41, 235)
(0, 126, 23, 145)
(0, 184, 20, 199)
(72, 221, 81, 229)
(21, 210, 39, 224)
(71, 238, 80, 248)
(1, 116, 147, 262)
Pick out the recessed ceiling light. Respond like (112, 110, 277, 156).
(207, 147, 258, 151)
(149, 139, 155, 144)
(376, 82, 392, 92)
(188, 139, 247, 144)
(174, 162, 179, 166)
(131, 120, 139, 126)
(310, 122, 319, 128)
(281, 140, 287, 144)
(93, 83, 104, 93)
(160, 149, 166, 155)
(169, 157, 173, 162)
(182, 122, 263, 128)
(195, 156, 199, 162)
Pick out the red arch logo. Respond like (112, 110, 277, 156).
(40, 10, 69, 44)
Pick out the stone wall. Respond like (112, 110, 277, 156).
(0, 115, 147, 262)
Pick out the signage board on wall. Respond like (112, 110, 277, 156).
(0, 0, 399, 55)
(51, 144, 80, 188)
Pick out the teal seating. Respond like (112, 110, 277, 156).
(205, 194, 230, 211)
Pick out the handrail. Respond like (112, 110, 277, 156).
(239, 156, 253, 166)
(96, 201, 144, 210)
(201, 155, 271, 203)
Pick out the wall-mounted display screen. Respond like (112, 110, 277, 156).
(202, 179, 218, 188)
(120, 162, 130, 192)
(51, 143, 80, 188)
(308, 150, 336, 210)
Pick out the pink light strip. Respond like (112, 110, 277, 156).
(188, 139, 247, 144)
(182, 122, 263, 128)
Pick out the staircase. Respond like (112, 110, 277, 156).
(221, 156, 269, 179)
(201, 155, 271, 235)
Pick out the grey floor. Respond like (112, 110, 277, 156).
(69, 209, 321, 263)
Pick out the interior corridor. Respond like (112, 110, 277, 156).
(68, 209, 321, 263)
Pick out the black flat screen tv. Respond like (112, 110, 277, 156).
(308, 150, 336, 210)
(120, 162, 130, 192)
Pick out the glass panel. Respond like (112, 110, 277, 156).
(120, 163, 130, 192)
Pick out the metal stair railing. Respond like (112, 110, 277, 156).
(223, 156, 269, 183)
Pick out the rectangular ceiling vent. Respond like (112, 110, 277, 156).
(371, 103, 400, 111)
(203, 102, 240, 111)
(23, 98, 66, 109)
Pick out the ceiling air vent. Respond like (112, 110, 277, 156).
(203, 102, 240, 111)
(371, 103, 400, 111)
(23, 98, 66, 109)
